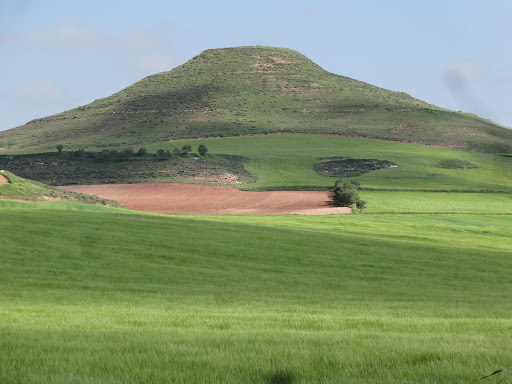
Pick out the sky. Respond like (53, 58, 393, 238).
(1, 0, 511, 132)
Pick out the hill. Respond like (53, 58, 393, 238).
(1, 46, 511, 153)
(0, 170, 121, 207)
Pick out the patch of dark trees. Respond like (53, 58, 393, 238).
(314, 157, 397, 177)
(62, 144, 208, 162)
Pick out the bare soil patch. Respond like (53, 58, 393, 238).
(60, 183, 351, 215)
(271, 56, 291, 64)
(0, 174, 9, 184)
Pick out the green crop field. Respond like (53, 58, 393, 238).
(147, 134, 512, 192)
(1, 204, 512, 383)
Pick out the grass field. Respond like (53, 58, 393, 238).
(147, 135, 512, 192)
(2, 133, 512, 383)
(2, 135, 511, 195)
(1, 203, 512, 383)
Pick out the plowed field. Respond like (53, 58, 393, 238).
(60, 183, 351, 215)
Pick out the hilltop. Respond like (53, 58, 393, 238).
(1, 46, 511, 153)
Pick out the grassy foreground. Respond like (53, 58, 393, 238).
(1, 205, 512, 383)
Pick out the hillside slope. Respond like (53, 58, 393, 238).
(0, 170, 121, 207)
(1, 46, 511, 153)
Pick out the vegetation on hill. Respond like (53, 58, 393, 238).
(0, 170, 122, 206)
(1, 46, 511, 153)
(3, 135, 511, 193)
(0, 148, 252, 186)
(147, 135, 512, 192)
(314, 157, 397, 177)
(333, 179, 366, 210)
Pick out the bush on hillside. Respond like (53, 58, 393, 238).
(198, 144, 208, 156)
(333, 179, 366, 211)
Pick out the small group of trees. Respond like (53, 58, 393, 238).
(60, 145, 149, 162)
(333, 179, 366, 211)
(58, 144, 208, 161)
(156, 144, 208, 160)
(156, 145, 192, 160)
(87, 148, 145, 161)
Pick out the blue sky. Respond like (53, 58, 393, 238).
(1, 0, 511, 131)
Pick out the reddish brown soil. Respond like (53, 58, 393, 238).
(60, 183, 351, 215)
(0, 174, 9, 184)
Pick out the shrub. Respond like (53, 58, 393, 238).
(124, 148, 134, 157)
(333, 179, 366, 212)
(198, 144, 208, 156)
(180, 145, 192, 157)
(157, 149, 167, 159)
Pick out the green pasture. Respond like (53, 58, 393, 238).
(359, 191, 512, 214)
(147, 134, 512, 192)
(1, 205, 512, 383)
(194, 212, 512, 252)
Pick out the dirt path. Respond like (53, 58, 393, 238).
(60, 183, 351, 215)
(0, 174, 9, 184)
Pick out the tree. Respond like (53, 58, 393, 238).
(333, 179, 366, 212)
(136, 147, 147, 156)
(180, 145, 192, 157)
(157, 149, 167, 159)
(198, 144, 208, 156)
(124, 147, 134, 157)
(72, 148, 85, 158)
(56, 144, 64, 154)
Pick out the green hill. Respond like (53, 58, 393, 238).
(0, 170, 121, 207)
(1, 46, 511, 153)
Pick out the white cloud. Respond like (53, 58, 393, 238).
(10, 79, 68, 104)
(0, 79, 76, 130)
(442, 60, 486, 82)
(1, 20, 169, 51)
(130, 54, 176, 75)
(441, 60, 493, 121)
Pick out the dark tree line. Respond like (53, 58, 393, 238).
(58, 144, 208, 162)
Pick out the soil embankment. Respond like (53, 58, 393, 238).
(60, 183, 351, 215)
(0, 174, 9, 184)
